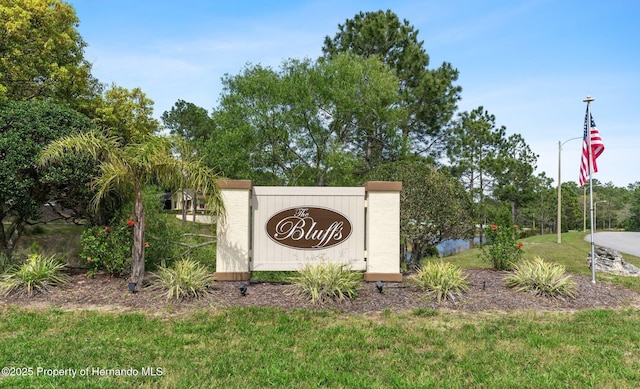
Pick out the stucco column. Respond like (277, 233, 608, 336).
(214, 180, 252, 281)
(364, 181, 403, 282)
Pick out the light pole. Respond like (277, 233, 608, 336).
(594, 200, 607, 232)
(557, 137, 581, 243)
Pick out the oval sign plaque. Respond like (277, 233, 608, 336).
(265, 206, 352, 249)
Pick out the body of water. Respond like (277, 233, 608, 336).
(437, 238, 484, 257)
(404, 238, 484, 263)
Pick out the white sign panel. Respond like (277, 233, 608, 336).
(252, 186, 365, 271)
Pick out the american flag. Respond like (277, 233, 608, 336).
(579, 108, 605, 186)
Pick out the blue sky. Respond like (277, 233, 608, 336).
(68, 0, 640, 188)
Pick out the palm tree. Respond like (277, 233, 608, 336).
(171, 135, 199, 224)
(38, 132, 224, 289)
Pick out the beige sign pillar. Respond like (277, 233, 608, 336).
(364, 181, 403, 282)
(214, 180, 252, 281)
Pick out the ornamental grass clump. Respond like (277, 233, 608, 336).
(505, 256, 577, 299)
(0, 253, 69, 296)
(0, 252, 12, 273)
(150, 258, 213, 301)
(410, 261, 469, 303)
(288, 262, 361, 304)
(481, 224, 523, 270)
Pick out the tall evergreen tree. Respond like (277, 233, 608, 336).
(161, 100, 213, 149)
(322, 10, 461, 158)
(446, 107, 504, 239)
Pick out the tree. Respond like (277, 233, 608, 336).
(161, 101, 216, 222)
(446, 107, 538, 237)
(0, 100, 95, 255)
(624, 182, 640, 231)
(170, 136, 203, 224)
(39, 132, 224, 289)
(560, 181, 582, 232)
(492, 133, 539, 224)
(591, 181, 630, 230)
(366, 158, 474, 268)
(39, 86, 223, 288)
(161, 99, 213, 148)
(208, 53, 404, 186)
(524, 174, 555, 235)
(95, 84, 160, 143)
(446, 107, 504, 242)
(0, 0, 100, 111)
(322, 10, 461, 158)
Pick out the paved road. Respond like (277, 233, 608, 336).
(586, 232, 640, 257)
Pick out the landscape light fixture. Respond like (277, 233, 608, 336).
(375, 281, 384, 293)
(238, 283, 247, 296)
(128, 282, 137, 293)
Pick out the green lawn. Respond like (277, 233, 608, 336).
(2, 306, 640, 388)
(445, 231, 640, 293)
(12, 223, 85, 267)
(2, 231, 640, 387)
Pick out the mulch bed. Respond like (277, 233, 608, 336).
(2, 268, 640, 316)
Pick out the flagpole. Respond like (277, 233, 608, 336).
(584, 95, 596, 283)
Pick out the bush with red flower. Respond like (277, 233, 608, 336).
(80, 187, 207, 278)
(481, 224, 523, 270)
(80, 220, 133, 277)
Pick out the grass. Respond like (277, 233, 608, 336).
(13, 223, 84, 267)
(3, 230, 640, 387)
(11, 214, 218, 271)
(161, 214, 217, 270)
(444, 231, 640, 294)
(1, 307, 640, 387)
(251, 271, 294, 283)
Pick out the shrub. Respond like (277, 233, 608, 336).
(139, 187, 185, 270)
(288, 262, 361, 304)
(410, 261, 469, 303)
(149, 258, 213, 301)
(80, 220, 133, 277)
(0, 253, 69, 296)
(504, 256, 577, 299)
(481, 224, 523, 270)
